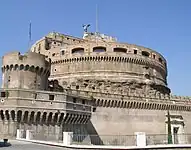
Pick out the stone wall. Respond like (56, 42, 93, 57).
(1, 52, 51, 90)
(0, 88, 93, 139)
(29, 32, 169, 96)
(89, 107, 191, 136)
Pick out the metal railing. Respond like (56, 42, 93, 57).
(146, 134, 191, 145)
(71, 134, 136, 146)
(71, 134, 191, 146)
(17, 130, 191, 146)
(30, 131, 63, 143)
(146, 134, 169, 145)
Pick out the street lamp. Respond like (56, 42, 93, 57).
(167, 110, 172, 144)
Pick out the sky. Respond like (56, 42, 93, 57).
(0, 0, 191, 96)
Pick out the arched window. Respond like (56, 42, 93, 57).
(20, 64, 24, 70)
(142, 51, 150, 57)
(93, 46, 106, 52)
(72, 48, 84, 54)
(159, 57, 163, 63)
(113, 48, 127, 53)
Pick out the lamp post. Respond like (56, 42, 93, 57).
(167, 110, 172, 144)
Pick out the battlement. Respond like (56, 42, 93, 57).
(2, 51, 50, 69)
(83, 32, 117, 42)
(2, 51, 51, 78)
(170, 94, 191, 101)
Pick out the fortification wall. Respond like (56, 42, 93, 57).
(28, 32, 170, 96)
(51, 53, 166, 81)
(87, 91, 191, 137)
(1, 52, 50, 90)
(89, 107, 191, 136)
(49, 42, 169, 96)
(89, 108, 166, 135)
(0, 88, 92, 139)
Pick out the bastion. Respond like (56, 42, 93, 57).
(0, 51, 93, 140)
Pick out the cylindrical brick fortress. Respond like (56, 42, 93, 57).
(1, 52, 51, 90)
(50, 41, 170, 97)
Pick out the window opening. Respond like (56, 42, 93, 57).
(113, 48, 127, 53)
(142, 51, 150, 57)
(73, 98, 76, 103)
(93, 47, 106, 52)
(49, 95, 54, 100)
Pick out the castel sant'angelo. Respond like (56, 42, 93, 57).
(0, 25, 191, 142)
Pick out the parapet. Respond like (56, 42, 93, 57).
(83, 32, 117, 42)
(2, 51, 50, 69)
(170, 94, 191, 101)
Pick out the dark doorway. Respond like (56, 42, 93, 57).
(173, 127, 179, 144)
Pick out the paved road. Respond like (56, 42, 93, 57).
(0, 140, 66, 150)
(1, 140, 191, 150)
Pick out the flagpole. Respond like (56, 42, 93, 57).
(96, 4, 98, 33)
(96, 4, 98, 44)
(28, 22, 32, 51)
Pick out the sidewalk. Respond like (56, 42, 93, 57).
(16, 138, 191, 150)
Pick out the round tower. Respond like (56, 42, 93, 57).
(49, 33, 170, 97)
(1, 52, 51, 90)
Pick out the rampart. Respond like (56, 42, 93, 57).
(0, 88, 93, 139)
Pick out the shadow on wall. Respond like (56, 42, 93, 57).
(86, 120, 103, 145)
(48, 80, 64, 92)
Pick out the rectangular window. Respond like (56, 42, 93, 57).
(82, 99, 85, 104)
(34, 93, 37, 99)
(49, 94, 54, 100)
(73, 98, 76, 103)
(1, 92, 6, 97)
(134, 50, 137, 54)
(93, 107, 96, 112)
